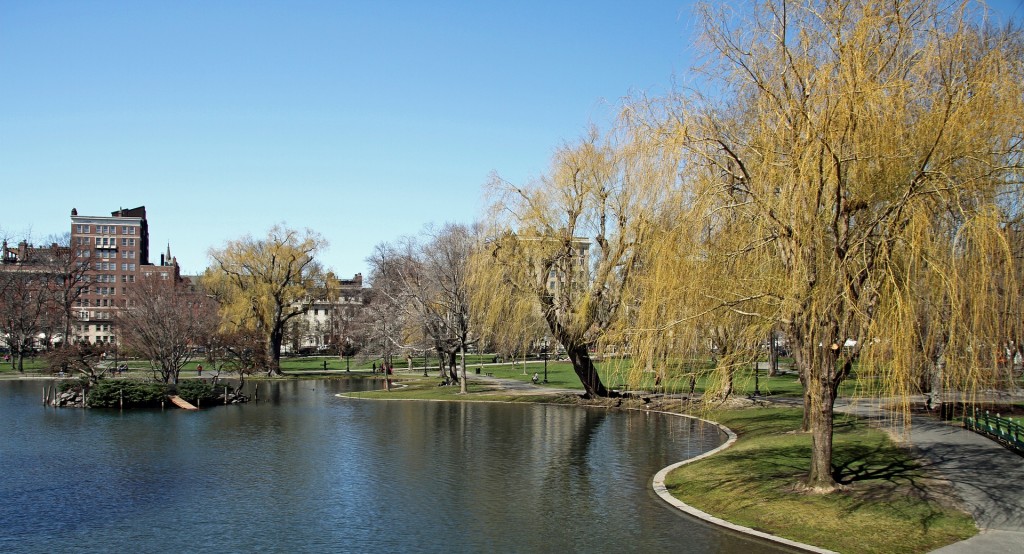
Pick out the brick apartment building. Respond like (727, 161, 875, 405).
(70, 206, 181, 345)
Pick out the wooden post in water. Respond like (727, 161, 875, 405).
(119, 388, 123, 409)
(42, 386, 46, 405)
(224, 386, 228, 404)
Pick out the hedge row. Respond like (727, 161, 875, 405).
(70, 380, 230, 408)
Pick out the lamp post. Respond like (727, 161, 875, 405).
(542, 338, 549, 384)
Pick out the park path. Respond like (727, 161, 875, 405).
(835, 399, 1024, 554)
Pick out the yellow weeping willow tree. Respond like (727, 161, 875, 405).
(469, 126, 666, 398)
(201, 225, 327, 375)
(866, 206, 1022, 417)
(620, 0, 1024, 491)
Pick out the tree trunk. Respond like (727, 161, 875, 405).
(459, 347, 467, 394)
(268, 328, 284, 376)
(800, 344, 840, 492)
(16, 344, 26, 373)
(768, 331, 779, 377)
(805, 370, 837, 491)
(567, 343, 612, 398)
(448, 355, 458, 384)
(929, 355, 945, 412)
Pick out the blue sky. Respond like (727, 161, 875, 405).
(2, 1, 1021, 277)
(0, 0, 696, 277)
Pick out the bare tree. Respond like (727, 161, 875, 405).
(115, 274, 217, 384)
(0, 270, 50, 371)
(363, 243, 415, 391)
(42, 233, 90, 349)
(44, 341, 110, 384)
(215, 326, 266, 389)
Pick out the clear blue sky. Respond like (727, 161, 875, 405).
(0, 0, 696, 277)
(2, 1, 1021, 278)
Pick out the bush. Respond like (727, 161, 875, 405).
(86, 380, 167, 408)
(173, 380, 224, 406)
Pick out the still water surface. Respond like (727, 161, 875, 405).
(0, 379, 791, 553)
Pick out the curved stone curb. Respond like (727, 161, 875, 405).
(650, 411, 837, 554)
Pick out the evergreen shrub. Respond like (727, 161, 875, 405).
(87, 380, 167, 408)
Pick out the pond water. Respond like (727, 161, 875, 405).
(0, 379, 792, 553)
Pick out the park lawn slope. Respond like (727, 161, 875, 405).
(665, 407, 976, 554)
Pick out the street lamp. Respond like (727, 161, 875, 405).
(542, 338, 549, 384)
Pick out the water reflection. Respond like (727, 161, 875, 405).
(0, 379, 792, 553)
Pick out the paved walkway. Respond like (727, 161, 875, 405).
(836, 399, 1024, 553)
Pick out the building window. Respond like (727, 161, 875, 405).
(122, 226, 128, 234)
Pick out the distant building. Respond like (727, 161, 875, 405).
(70, 206, 182, 345)
(285, 273, 367, 354)
(0, 239, 73, 351)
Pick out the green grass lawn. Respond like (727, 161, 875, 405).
(0, 357, 50, 373)
(664, 407, 976, 553)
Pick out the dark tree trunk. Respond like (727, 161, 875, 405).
(268, 327, 284, 376)
(796, 341, 843, 492)
(805, 367, 837, 491)
(16, 343, 26, 373)
(567, 343, 613, 398)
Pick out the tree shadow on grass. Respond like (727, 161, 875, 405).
(829, 441, 974, 535)
(832, 444, 923, 487)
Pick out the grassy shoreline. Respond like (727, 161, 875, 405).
(664, 407, 976, 553)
